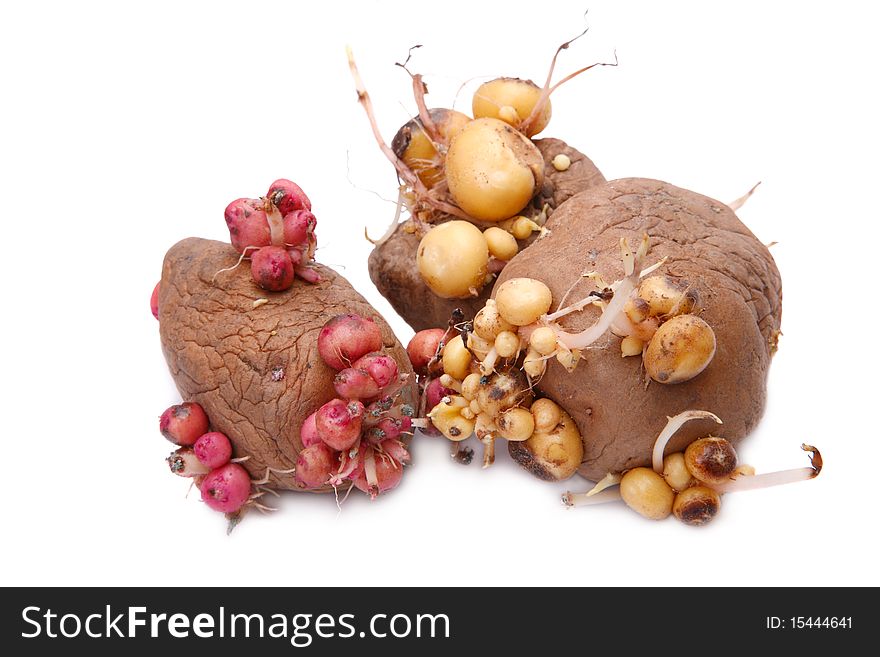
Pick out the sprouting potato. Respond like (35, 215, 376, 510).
(473, 299, 515, 340)
(472, 78, 552, 137)
(643, 314, 716, 384)
(417, 221, 489, 299)
(441, 334, 473, 381)
(445, 118, 544, 222)
(392, 108, 471, 188)
(494, 277, 553, 326)
(620, 467, 674, 520)
(508, 408, 583, 481)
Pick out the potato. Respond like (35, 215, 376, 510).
(494, 178, 782, 480)
(367, 138, 606, 331)
(159, 238, 416, 492)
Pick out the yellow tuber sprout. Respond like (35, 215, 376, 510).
(494, 278, 553, 326)
(494, 330, 520, 358)
(445, 118, 544, 221)
(643, 314, 716, 384)
(473, 299, 515, 340)
(662, 453, 695, 492)
(620, 335, 644, 357)
(631, 275, 698, 320)
(551, 153, 571, 171)
(497, 407, 535, 442)
(530, 398, 562, 432)
(483, 227, 519, 261)
(391, 108, 471, 188)
(511, 216, 540, 240)
(427, 395, 475, 441)
(417, 221, 489, 298)
(508, 408, 583, 481)
(619, 468, 675, 520)
(472, 78, 552, 137)
(461, 373, 482, 401)
(529, 326, 558, 355)
(442, 334, 472, 381)
(523, 348, 547, 379)
(555, 347, 580, 372)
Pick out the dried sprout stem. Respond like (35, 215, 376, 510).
(652, 410, 723, 473)
(521, 22, 618, 135)
(346, 47, 470, 221)
(728, 181, 762, 212)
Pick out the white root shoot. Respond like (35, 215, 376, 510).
(562, 487, 622, 507)
(346, 46, 471, 221)
(586, 472, 622, 496)
(710, 444, 822, 493)
(651, 410, 724, 473)
(553, 236, 649, 350)
(365, 187, 406, 246)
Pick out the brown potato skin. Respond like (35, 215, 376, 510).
(494, 178, 782, 481)
(368, 138, 605, 331)
(159, 238, 416, 492)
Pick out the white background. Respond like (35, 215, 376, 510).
(2, 0, 878, 587)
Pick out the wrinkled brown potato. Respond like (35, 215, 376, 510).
(495, 178, 782, 481)
(159, 238, 416, 491)
(367, 138, 606, 331)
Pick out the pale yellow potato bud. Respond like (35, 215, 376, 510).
(620, 335, 644, 357)
(511, 216, 540, 240)
(417, 221, 489, 299)
(644, 314, 716, 384)
(636, 275, 697, 318)
(620, 467, 675, 520)
(467, 332, 492, 360)
(734, 464, 756, 477)
(662, 453, 695, 492)
(551, 153, 571, 171)
(427, 395, 474, 442)
(494, 330, 520, 358)
(471, 77, 552, 137)
(445, 118, 544, 221)
(483, 226, 519, 261)
(442, 335, 472, 381)
(497, 407, 535, 442)
(508, 409, 582, 481)
(530, 398, 562, 432)
(555, 348, 580, 372)
(461, 373, 482, 401)
(497, 105, 520, 126)
(392, 108, 471, 188)
(523, 348, 546, 379)
(529, 326, 557, 355)
(494, 278, 553, 326)
(473, 299, 515, 340)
